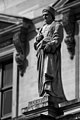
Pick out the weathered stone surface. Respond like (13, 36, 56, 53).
(22, 95, 63, 119)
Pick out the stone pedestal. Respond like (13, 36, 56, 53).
(22, 95, 63, 120)
(20, 96, 80, 120)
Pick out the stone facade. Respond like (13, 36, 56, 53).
(0, 0, 80, 120)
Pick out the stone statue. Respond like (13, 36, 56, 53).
(34, 6, 66, 103)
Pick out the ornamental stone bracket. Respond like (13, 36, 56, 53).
(62, 9, 76, 60)
(13, 18, 34, 76)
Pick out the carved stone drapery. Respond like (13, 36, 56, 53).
(13, 27, 28, 76)
(62, 9, 76, 59)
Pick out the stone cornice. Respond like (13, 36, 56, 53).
(53, 0, 69, 10)
(0, 18, 33, 35)
(0, 13, 23, 23)
(56, 0, 80, 12)
(0, 14, 35, 76)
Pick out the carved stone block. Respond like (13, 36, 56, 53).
(22, 95, 63, 120)
(13, 18, 34, 76)
(62, 9, 76, 59)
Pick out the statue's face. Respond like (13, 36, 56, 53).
(42, 11, 53, 24)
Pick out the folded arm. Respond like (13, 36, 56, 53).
(44, 22, 63, 53)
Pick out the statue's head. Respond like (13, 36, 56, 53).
(42, 6, 55, 24)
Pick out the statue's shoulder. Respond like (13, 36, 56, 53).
(52, 20, 63, 30)
(51, 20, 62, 27)
(55, 20, 63, 27)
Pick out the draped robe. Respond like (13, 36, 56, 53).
(34, 21, 66, 103)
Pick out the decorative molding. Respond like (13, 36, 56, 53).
(53, 0, 69, 10)
(55, 0, 80, 12)
(17, 98, 80, 120)
(62, 9, 76, 59)
(0, 13, 23, 24)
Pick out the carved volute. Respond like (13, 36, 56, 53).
(62, 9, 76, 59)
(13, 19, 33, 76)
(13, 28, 27, 76)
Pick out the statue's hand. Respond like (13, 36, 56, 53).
(41, 38, 51, 48)
(34, 41, 38, 50)
(36, 34, 44, 42)
(44, 42, 51, 53)
(44, 42, 56, 54)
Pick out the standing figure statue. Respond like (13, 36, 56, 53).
(34, 6, 66, 103)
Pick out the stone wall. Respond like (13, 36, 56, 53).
(0, 0, 78, 118)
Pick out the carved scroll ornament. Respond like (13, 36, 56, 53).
(13, 27, 27, 76)
(62, 9, 75, 59)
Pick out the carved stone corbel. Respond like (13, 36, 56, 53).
(13, 18, 35, 76)
(62, 9, 76, 59)
(13, 27, 28, 76)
